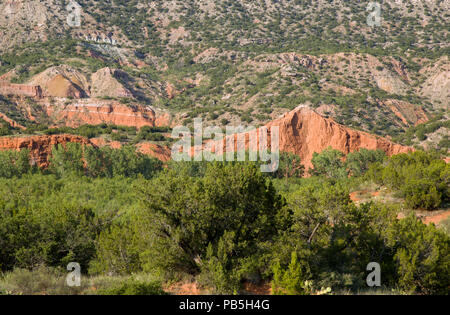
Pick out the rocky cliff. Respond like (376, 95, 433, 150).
(0, 134, 93, 167)
(267, 106, 413, 169)
(0, 82, 43, 98)
(41, 100, 171, 128)
(198, 106, 413, 170)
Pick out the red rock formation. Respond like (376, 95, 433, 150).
(0, 81, 43, 98)
(42, 101, 170, 129)
(91, 137, 171, 161)
(0, 134, 93, 167)
(0, 112, 25, 129)
(195, 106, 412, 170)
(137, 142, 171, 162)
(381, 99, 428, 126)
(90, 137, 122, 149)
(265, 106, 412, 169)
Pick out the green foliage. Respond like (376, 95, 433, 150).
(272, 252, 311, 295)
(310, 147, 346, 179)
(0, 149, 32, 178)
(272, 152, 305, 181)
(369, 151, 449, 210)
(48, 144, 163, 179)
(0, 142, 448, 294)
(346, 149, 386, 177)
(134, 126, 171, 143)
(0, 266, 87, 295)
(94, 162, 288, 292)
(90, 223, 141, 275)
(387, 215, 450, 295)
(199, 233, 242, 294)
(0, 200, 99, 272)
(49, 143, 84, 177)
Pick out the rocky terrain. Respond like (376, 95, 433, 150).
(0, 106, 413, 169)
(0, 0, 448, 161)
(0, 134, 92, 167)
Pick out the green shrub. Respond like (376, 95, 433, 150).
(272, 252, 311, 295)
(0, 149, 31, 178)
(387, 215, 450, 295)
(0, 266, 87, 295)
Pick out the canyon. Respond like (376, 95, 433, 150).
(0, 106, 413, 170)
(192, 106, 413, 170)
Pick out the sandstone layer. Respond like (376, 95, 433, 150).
(195, 106, 413, 170)
(42, 100, 171, 128)
(267, 106, 413, 169)
(0, 81, 43, 98)
(0, 134, 93, 167)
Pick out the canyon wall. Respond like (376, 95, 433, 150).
(42, 101, 171, 128)
(0, 106, 414, 169)
(0, 81, 43, 98)
(0, 134, 93, 167)
(195, 106, 413, 170)
(267, 106, 413, 169)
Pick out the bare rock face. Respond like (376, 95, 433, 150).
(266, 106, 412, 169)
(419, 56, 450, 108)
(136, 142, 171, 162)
(28, 65, 89, 98)
(42, 100, 168, 129)
(380, 99, 429, 126)
(90, 67, 133, 98)
(0, 134, 93, 167)
(0, 0, 50, 49)
(0, 81, 43, 98)
(197, 106, 412, 171)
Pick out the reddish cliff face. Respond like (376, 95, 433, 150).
(91, 138, 171, 162)
(42, 101, 171, 129)
(266, 106, 412, 169)
(0, 82, 43, 98)
(195, 106, 412, 170)
(0, 134, 93, 167)
(137, 142, 172, 162)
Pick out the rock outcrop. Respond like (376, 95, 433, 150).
(91, 67, 133, 98)
(0, 112, 25, 129)
(380, 99, 428, 126)
(197, 106, 412, 170)
(267, 106, 412, 169)
(0, 81, 43, 98)
(28, 65, 89, 98)
(419, 56, 450, 108)
(0, 134, 93, 167)
(42, 100, 170, 128)
(137, 142, 172, 162)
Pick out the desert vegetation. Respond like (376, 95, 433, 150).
(0, 146, 448, 295)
